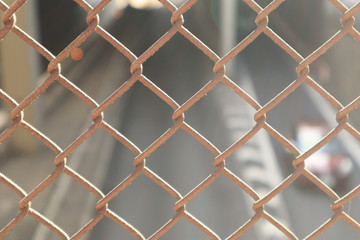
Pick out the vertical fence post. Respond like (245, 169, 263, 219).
(220, 3, 290, 240)
(0, 0, 40, 152)
(220, 0, 237, 77)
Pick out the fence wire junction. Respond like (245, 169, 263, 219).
(1, 0, 360, 239)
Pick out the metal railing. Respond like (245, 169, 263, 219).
(1, 0, 360, 239)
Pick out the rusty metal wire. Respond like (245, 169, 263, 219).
(1, 0, 360, 239)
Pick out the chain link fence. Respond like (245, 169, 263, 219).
(1, 0, 360, 239)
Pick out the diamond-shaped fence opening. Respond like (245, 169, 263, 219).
(184, 91, 230, 149)
(263, 87, 330, 140)
(117, 80, 175, 149)
(103, 6, 173, 57)
(0, 147, 55, 192)
(38, 88, 95, 148)
(237, 35, 298, 105)
(31, 174, 103, 238)
(37, 0, 89, 56)
(0, 33, 41, 103)
(96, 136, 135, 193)
(186, 174, 255, 238)
(236, 0, 258, 33)
(180, 0, 221, 53)
(314, 35, 360, 103)
(142, 33, 214, 103)
(281, 175, 336, 237)
(1, 0, 360, 239)
(104, 173, 176, 238)
(226, 141, 262, 172)
(268, 0, 333, 57)
(146, 128, 215, 194)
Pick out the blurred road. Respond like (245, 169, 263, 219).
(88, 5, 360, 240)
(1, 1, 358, 240)
(89, 12, 260, 238)
(243, 35, 360, 239)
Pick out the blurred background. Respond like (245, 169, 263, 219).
(0, 0, 360, 239)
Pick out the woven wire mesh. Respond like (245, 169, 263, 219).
(1, 0, 360, 239)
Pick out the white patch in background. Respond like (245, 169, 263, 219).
(111, 0, 189, 10)
(340, 0, 359, 7)
(114, 0, 129, 9)
(129, 0, 163, 9)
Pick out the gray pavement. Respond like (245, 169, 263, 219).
(2, 4, 360, 240)
(243, 35, 360, 239)
(0, 35, 126, 240)
(89, 15, 289, 239)
(90, 54, 259, 239)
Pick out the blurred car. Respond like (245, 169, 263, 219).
(295, 122, 353, 188)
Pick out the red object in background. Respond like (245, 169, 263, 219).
(295, 122, 353, 188)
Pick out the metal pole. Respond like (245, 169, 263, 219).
(220, 0, 237, 77)
(220, 2, 290, 240)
